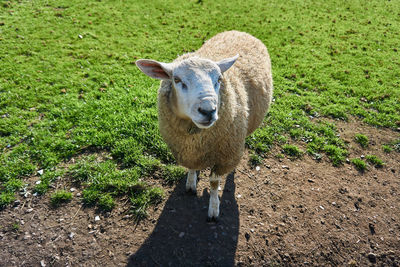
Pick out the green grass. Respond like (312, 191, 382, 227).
(365, 155, 384, 168)
(351, 158, 367, 172)
(50, 190, 73, 207)
(354, 133, 369, 148)
(1, 0, 400, 212)
(249, 153, 263, 166)
(282, 144, 303, 159)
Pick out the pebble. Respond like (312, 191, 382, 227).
(367, 253, 377, 263)
(26, 208, 33, 213)
(95, 216, 100, 222)
(70, 188, 76, 192)
(236, 194, 242, 198)
(40, 260, 46, 267)
(69, 232, 75, 240)
(245, 232, 250, 241)
(35, 180, 41, 185)
(179, 232, 185, 238)
(282, 165, 289, 170)
(37, 169, 44, 175)
(307, 179, 314, 183)
(255, 166, 260, 171)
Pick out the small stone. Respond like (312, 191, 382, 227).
(40, 260, 46, 267)
(179, 232, 185, 238)
(250, 228, 255, 233)
(369, 223, 376, 235)
(37, 169, 44, 175)
(69, 232, 75, 240)
(35, 180, 41, 185)
(70, 188, 76, 192)
(346, 158, 350, 164)
(236, 194, 242, 198)
(13, 200, 21, 207)
(307, 179, 314, 183)
(360, 155, 365, 159)
(367, 253, 376, 263)
(26, 208, 33, 213)
(255, 166, 260, 171)
(282, 165, 289, 169)
(319, 206, 325, 210)
(78, 34, 83, 39)
(245, 232, 251, 241)
(95, 216, 100, 222)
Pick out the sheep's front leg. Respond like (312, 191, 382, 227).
(208, 172, 221, 221)
(186, 169, 197, 193)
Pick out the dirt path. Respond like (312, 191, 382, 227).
(1, 121, 399, 266)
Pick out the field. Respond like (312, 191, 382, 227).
(1, 0, 399, 266)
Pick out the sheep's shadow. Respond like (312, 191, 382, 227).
(127, 172, 239, 266)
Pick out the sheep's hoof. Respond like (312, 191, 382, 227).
(207, 216, 219, 223)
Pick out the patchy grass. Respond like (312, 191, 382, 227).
(0, 0, 399, 212)
(365, 155, 384, 168)
(354, 134, 369, 148)
(249, 153, 263, 166)
(282, 144, 303, 159)
(351, 158, 367, 172)
(50, 190, 73, 207)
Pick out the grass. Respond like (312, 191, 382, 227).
(1, 0, 400, 212)
(354, 133, 369, 148)
(50, 190, 73, 207)
(365, 155, 384, 168)
(351, 158, 367, 172)
(282, 144, 303, 159)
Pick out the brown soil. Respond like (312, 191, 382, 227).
(1, 120, 399, 267)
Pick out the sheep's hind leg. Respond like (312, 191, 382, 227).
(186, 169, 197, 194)
(207, 172, 221, 221)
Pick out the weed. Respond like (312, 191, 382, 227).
(382, 145, 393, 153)
(323, 145, 348, 166)
(365, 155, 384, 168)
(12, 223, 20, 231)
(249, 153, 263, 166)
(0, 192, 15, 209)
(162, 165, 186, 184)
(98, 194, 115, 212)
(354, 134, 369, 148)
(282, 144, 303, 159)
(351, 158, 367, 172)
(51, 190, 73, 207)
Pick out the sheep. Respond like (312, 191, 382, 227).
(136, 30, 273, 220)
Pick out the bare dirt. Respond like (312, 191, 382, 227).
(1, 119, 399, 266)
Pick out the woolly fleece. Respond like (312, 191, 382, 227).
(157, 31, 273, 175)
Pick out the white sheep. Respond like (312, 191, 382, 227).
(136, 30, 273, 220)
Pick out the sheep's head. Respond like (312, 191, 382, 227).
(136, 55, 238, 129)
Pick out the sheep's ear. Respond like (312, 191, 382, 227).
(216, 54, 239, 73)
(135, 59, 173, 80)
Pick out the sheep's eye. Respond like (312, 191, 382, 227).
(218, 76, 222, 83)
(174, 77, 181, 84)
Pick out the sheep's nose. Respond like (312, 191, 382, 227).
(198, 107, 216, 120)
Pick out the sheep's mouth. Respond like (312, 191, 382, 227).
(194, 119, 216, 129)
